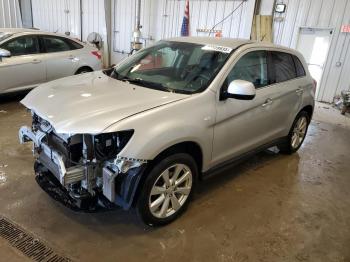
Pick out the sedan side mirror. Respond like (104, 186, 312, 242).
(225, 79, 256, 100)
(0, 48, 11, 58)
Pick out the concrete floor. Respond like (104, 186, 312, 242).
(0, 94, 350, 262)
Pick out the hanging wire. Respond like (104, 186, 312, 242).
(208, 0, 245, 36)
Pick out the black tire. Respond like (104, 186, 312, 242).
(137, 153, 198, 226)
(278, 111, 310, 154)
(341, 106, 347, 115)
(75, 67, 93, 74)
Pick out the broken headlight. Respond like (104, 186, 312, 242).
(94, 130, 134, 160)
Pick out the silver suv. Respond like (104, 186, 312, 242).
(19, 37, 315, 226)
(0, 28, 102, 95)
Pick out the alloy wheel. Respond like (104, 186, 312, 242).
(148, 164, 193, 218)
(291, 116, 308, 149)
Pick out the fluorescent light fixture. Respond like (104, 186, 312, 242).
(275, 4, 286, 13)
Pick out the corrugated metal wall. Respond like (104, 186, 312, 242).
(81, 0, 106, 43)
(273, 0, 350, 102)
(111, 0, 256, 63)
(31, 0, 81, 38)
(31, 0, 106, 43)
(160, 0, 255, 39)
(0, 0, 22, 28)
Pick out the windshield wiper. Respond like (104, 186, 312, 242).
(132, 79, 174, 93)
(112, 69, 181, 93)
(120, 77, 174, 93)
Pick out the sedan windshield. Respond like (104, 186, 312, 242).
(111, 41, 231, 94)
(0, 32, 13, 43)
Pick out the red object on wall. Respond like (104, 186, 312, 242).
(341, 25, 350, 33)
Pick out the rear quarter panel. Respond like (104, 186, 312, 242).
(75, 44, 102, 71)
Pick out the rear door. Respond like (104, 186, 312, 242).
(0, 35, 46, 93)
(268, 51, 304, 136)
(39, 35, 81, 81)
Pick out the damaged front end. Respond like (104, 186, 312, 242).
(19, 112, 147, 211)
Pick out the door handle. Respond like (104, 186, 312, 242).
(296, 87, 304, 94)
(32, 59, 41, 64)
(68, 55, 75, 60)
(262, 98, 273, 107)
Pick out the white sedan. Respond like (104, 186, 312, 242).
(0, 28, 102, 95)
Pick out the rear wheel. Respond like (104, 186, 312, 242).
(137, 153, 197, 226)
(279, 111, 310, 154)
(75, 67, 93, 74)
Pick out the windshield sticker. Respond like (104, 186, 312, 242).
(201, 45, 232, 53)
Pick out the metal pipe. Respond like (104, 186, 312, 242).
(135, 0, 141, 32)
(132, 0, 143, 51)
(80, 0, 83, 41)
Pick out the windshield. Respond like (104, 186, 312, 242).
(0, 32, 13, 43)
(110, 41, 231, 94)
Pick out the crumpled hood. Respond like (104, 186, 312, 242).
(21, 71, 188, 134)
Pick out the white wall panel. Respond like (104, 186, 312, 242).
(159, 0, 255, 39)
(32, 0, 80, 38)
(82, 0, 106, 42)
(273, 0, 350, 102)
(0, 0, 22, 28)
(32, 0, 106, 43)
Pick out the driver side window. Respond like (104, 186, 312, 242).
(226, 51, 268, 89)
(1, 36, 40, 56)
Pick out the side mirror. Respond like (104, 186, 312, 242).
(0, 48, 11, 58)
(224, 80, 256, 100)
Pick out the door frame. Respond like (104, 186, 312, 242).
(295, 26, 334, 100)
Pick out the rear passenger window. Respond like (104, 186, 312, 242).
(42, 36, 71, 53)
(226, 51, 269, 88)
(66, 39, 83, 50)
(271, 52, 296, 83)
(293, 56, 306, 77)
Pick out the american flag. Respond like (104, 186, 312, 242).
(181, 0, 190, 36)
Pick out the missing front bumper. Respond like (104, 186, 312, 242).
(20, 125, 147, 210)
(35, 164, 116, 212)
(19, 125, 85, 186)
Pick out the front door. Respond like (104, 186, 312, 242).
(212, 50, 276, 166)
(0, 35, 46, 93)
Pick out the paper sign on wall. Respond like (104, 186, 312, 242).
(341, 25, 350, 33)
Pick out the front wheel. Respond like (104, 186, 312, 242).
(279, 111, 310, 154)
(137, 153, 197, 226)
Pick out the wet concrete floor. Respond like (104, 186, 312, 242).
(0, 94, 349, 262)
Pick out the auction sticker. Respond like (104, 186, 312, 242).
(201, 45, 232, 53)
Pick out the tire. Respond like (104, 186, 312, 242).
(341, 106, 347, 115)
(278, 111, 310, 154)
(137, 153, 198, 226)
(75, 67, 93, 74)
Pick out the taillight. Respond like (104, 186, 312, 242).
(91, 51, 101, 60)
(312, 79, 317, 94)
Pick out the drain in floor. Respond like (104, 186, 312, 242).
(0, 217, 71, 262)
